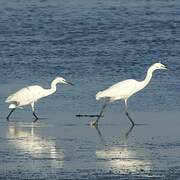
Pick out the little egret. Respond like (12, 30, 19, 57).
(5, 77, 73, 122)
(92, 62, 168, 126)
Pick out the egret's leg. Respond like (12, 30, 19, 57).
(124, 99, 135, 126)
(31, 103, 38, 122)
(6, 108, 16, 121)
(91, 103, 107, 127)
(33, 112, 38, 122)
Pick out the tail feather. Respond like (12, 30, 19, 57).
(5, 95, 13, 103)
(96, 91, 105, 100)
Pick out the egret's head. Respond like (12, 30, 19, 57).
(153, 62, 168, 70)
(55, 77, 74, 85)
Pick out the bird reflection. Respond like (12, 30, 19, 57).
(125, 124, 135, 140)
(94, 126, 106, 146)
(6, 123, 64, 169)
(94, 126, 151, 174)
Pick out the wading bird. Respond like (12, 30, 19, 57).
(92, 62, 168, 127)
(6, 77, 73, 122)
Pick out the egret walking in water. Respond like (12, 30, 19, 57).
(92, 62, 168, 127)
(5, 77, 73, 122)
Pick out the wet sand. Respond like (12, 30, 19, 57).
(0, 110, 180, 179)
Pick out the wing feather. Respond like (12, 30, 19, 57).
(96, 79, 137, 101)
(6, 85, 45, 106)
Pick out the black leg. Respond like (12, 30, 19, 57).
(125, 111, 135, 126)
(33, 112, 39, 122)
(91, 103, 107, 127)
(6, 108, 16, 121)
(124, 99, 135, 126)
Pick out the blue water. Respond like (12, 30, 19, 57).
(0, 0, 180, 179)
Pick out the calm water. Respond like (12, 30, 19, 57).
(0, 0, 180, 179)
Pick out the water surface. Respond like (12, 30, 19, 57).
(0, 0, 180, 179)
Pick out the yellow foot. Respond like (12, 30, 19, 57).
(91, 121, 98, 127)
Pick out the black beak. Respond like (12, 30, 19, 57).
(66, 81, 74, 86)
(164, 64, 168, 70)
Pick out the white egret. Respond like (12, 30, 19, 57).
(93, 62, 168, 126)
(5, 77, 73, 121)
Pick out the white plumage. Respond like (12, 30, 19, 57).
(6, 86, 43, 107)
(92, 62, 168, 126)
(5, 77, 73, 121)
(96, 79, 137, 102)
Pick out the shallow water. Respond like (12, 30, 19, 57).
(0, 0, 180, 179)
(1, 111, 180, 179)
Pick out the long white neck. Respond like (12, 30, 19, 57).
(43, 79, 59, 97)
(138, 65, 157, 90)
